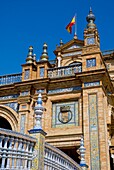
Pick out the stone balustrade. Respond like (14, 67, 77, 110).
(44, 143, 82, 170)
(47, 64, 82, 78)
(0, 128, 36, 170)
(0, 73, 22, 86)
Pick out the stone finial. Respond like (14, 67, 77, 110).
(79, 136, 86, 167)
(40, 43, 48, 61)
(34, 93, 44, 130)
(86, 7, 96, 29)
(26, 46, 33, 63)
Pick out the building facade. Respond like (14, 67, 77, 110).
(0, 8, 114, 169)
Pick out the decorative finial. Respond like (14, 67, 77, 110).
(79, 136, 86, 167)
(40, 43, 48, 61)
(26, 46, 33, 63)
(60, 39, 63, 46)
(86, 7, 96, 28)
(34, 93, 44, 130)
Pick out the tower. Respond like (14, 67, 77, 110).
(80, 8, 113, 170)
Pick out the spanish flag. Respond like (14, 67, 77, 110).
(66, 16, 76, 34)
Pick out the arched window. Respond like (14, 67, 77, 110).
(69, 62, 82, 73)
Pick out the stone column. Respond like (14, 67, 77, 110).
(29, 93, 47, 170)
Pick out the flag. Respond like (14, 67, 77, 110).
(66, 16, 76, 34)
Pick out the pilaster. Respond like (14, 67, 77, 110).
(29, 129, 46, 170)
(82, 87, 110, 170)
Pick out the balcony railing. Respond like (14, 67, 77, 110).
(0, 128, 36, 170)
(102, 49, 114, 56)
(44, 143, 82, 170)
(0, 73, 22, 86)
(47, 64, 82, 78)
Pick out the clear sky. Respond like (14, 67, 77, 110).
(0, 0, 114, 75)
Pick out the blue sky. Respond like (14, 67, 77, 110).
(0, 0, 114, 75)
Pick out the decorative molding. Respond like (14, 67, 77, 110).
(84, 81, 100, 87)
(0, 94, 19, 100)
(88, 94, 100, 169)
(48, 86, 81, 94)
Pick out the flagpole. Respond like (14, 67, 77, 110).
(74, 14, 76, 35)
(74, 13, 77, 37)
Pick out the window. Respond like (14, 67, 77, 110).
(40, 67, 44, 77)
(86, 58, 96, 68)
(24, 69, 30, 80)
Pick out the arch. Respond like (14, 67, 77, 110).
(0, 117, 12, 130)
(69, 61, 82, 66)
(0, 105, 18, 131)
(63, 58, 82, 67)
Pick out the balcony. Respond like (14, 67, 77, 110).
(0, 73, 22, 86)
(47, 64, 82, 78)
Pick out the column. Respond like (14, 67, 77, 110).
(29, 93, 47, 170)
(1, 136, 9, 169)
(6, 137, 14, 169)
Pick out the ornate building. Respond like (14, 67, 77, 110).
(0, 8, 114, 169)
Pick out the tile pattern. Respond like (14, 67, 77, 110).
(48, 86, 81, 94)
(84, 81, 100, 87)
(20, 114, 26, 133)
(89, 94, 100, 169)
(32, 133, 45, 170)
(0, 94, 19, 100)
(5, 102, 18, 112)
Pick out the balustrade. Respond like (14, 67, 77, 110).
(0, 73, 22, 86)
(44, 143, 82, 170)
(0, 128, 36, 170)
(47, 64, 82, 78)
